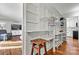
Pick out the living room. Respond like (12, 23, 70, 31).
(0, 3, 23, 55)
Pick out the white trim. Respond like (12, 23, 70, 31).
(22, 3, 27, 55)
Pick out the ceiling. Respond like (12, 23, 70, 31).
(42, 3, 79, 18)
(52, 3, 79, 18)
(0, 3, 23, 23)
(0, 3, 79, 22)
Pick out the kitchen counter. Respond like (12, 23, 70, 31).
(30, 36, 54, 54)
(31, 36, 54, 41)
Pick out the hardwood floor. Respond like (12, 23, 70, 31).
(1, 37, 79, 55)
(0, 48, 22, 55)
(0, 41, 22, 55)
(47, 38, 79, 55)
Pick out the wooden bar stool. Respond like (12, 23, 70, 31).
(31, 38, 47, 55)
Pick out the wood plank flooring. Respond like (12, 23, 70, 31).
(0, 41, 22, 55)
(47, 38, 79, 55)
(0, 48, 22, 55)
(1, 37, 79, 55)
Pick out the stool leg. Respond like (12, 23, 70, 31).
(31, 43, 34, 55)
(38, 45, 40, 55)
(44, 43, 47, 54)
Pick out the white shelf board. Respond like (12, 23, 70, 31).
(26, 30, 53, 32)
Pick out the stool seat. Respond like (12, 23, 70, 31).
(31, 38, 47, 55)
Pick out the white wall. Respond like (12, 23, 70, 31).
(0, 21, 11, 32)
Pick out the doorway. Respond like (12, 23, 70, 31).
(66, 16, 79, 40)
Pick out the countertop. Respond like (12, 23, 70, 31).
(31, 36, 54, 41)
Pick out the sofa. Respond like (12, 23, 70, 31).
(0, 30, 12, 41)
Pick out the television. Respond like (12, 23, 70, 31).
(11, 24, 22, 30)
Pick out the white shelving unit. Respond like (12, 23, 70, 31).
(55, 18, 66, 49)
(60, 18, 66, 42)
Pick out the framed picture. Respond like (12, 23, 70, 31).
(11, 24, 22, 30)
